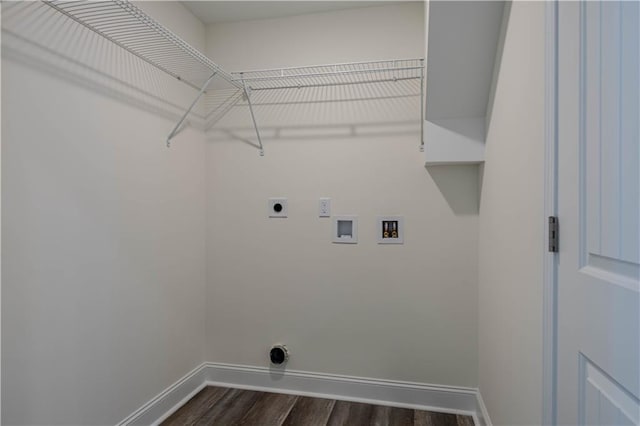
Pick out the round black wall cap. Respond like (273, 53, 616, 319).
(269, 344, 289, 365)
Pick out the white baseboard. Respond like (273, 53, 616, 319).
(119, 362, 486, 425)
(475, 389, 493, 426)
(203, 362, 477, 417)
(116, 363, 208, 426)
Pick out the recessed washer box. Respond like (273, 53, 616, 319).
(268, 198, 288, 218)
(332, 216, 358, 244)
(377, 216, 404, 244)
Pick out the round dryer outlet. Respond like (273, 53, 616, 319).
(268, 198, 288, 218)
(269, 344, 289, 365)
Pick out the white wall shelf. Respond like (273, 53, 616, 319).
(423, 1, 506, 166)
(424, 118, 485, 165)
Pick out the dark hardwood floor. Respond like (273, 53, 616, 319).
(162, 386, 475, 426)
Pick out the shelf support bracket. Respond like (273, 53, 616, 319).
(167, 72, 217, 148)
(242, 76, 265, 156)
(420, 60, 425, 152)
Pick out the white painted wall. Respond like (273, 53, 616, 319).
(1, 3, 207, 425)
(204, 3, 479, 387)
(477, 2, 545, 425)
(2, 3, 538, 423)
(205, 4, 424, 70)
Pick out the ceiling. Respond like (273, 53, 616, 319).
(181, 1, 407, 24)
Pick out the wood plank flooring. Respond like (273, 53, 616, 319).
(162, 386, 474, 426)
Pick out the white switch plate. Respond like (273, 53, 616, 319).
(319, 198, 331, 217)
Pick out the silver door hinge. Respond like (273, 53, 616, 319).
(548, 216, 559, 252)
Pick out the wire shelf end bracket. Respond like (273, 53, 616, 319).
(241, 75, 265, 156)
(420, 58, 425, 152)
(166, 72, 217, 148)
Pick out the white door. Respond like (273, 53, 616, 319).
(557, 1, 640, 425)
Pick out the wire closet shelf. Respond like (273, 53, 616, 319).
(43, 0, 239, 91)
(234, 59, 424, 91)
(40, 0, 425, 154)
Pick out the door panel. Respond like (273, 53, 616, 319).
(583, 1, 639, 278)
(557, 1, 640, 425)
(581, 357, 639, 426)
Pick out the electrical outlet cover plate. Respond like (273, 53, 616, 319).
(268, 198, 288, 218)
(377, 216, 404, 244)
(319, 198, 331, 217)
(332, 215, 358, 244)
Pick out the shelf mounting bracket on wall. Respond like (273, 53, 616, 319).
(241, 75, 265, 156)
(420, 61, 425, 152)
(167, 72, 217, 147)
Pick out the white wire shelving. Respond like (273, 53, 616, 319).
(41, 0, 249, 148)
(44, 0, 238, 91)
(235, 59, 426, 152)
(36, 1, 426, 154)
(234, 59, 424, 91)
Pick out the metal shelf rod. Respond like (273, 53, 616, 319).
(250, 76, 421, 91)
(235, 58, 422, 74)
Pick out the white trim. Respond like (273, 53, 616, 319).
(485, 1, 511, 133)
(117, 361, 485, 425)
(475, 390, 493, 426)
(543, 1, 559, 426)
(203, 362, 477, 417)
(116, 363, 208, 426)
(0, 16, 3, 423)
